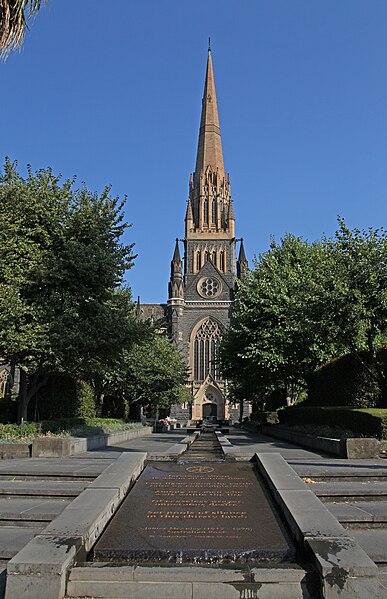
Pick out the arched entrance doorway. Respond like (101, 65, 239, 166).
(202, 403, 217, 419)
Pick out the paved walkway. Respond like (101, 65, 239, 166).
(75, 431, 188, 460)
(224, 428, 329, 460)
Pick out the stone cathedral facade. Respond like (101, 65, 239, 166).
(140, 49, 248, 423)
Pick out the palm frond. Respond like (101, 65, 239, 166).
(0, 0, 46, 59)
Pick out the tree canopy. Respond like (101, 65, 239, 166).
(0, 159, 189, 422)
(0, 159, 133, 420)
(221, 221, 387, 407)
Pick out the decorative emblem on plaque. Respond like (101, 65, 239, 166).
(186, 466, 215, 473)
(197, 277, 222, 298)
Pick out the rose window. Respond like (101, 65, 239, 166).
(198, 277, 221, 298)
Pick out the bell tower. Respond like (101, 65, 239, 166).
(168, 46, 248, 423)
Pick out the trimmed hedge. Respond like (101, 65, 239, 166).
(278, 406, 387, 439)
(307, 348, 387, 408)
(0, 418, 143, 441)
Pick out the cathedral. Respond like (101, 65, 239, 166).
(139, 47, 248, 424)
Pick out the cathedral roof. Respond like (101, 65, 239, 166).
(194, 48, 225, 176)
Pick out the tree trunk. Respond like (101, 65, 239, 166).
(239, 398, 244, 423)
(17, 369, 28, 424)
(17, 370, 48, 424)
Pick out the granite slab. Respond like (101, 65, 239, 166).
(94, 461, 295, 564)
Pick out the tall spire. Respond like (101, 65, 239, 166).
(237, 239, 248, 279)
(194, 46, 224, 175)
(172, 238, 181, 264)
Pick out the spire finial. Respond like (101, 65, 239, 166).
(208, 37, 211, 53)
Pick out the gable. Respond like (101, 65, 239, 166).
(184, 259, 231, 299)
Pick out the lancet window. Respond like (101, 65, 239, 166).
(203, 200, 209, 225)
(195, 251, 201, 272)
(219, 250, 225, 272)
(212, 199, 217, 225)
(193, 319, 223, 381)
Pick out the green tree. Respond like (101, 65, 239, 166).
(123, 333, 189, 419)
(0, 1, 47, 58)
(332, 220, 387, 401)
(0, 159, 134, 421)
(221, 234, 341, 404)
(221, 222, 387, 408)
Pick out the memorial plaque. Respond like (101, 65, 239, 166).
(94, 462, 295, 564)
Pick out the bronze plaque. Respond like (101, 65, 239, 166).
(94, 462, 294, 564)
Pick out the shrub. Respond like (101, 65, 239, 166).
(75, 381, 96, 419)
(278, 406, 387, 439)
(307, 348, 387, 408)
(255, 411, 279, 425)
(0, 418, 143, 441)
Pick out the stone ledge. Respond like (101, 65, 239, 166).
(69, 563, 309, 583)
(66, 578, 315, 599)
(262, 425, 380, 459)
(5, 452, 147, 599)
(31, 426, 152, 458)
(0, 443, 31, 460)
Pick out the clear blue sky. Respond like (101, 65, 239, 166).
(2, 1, 387, 302)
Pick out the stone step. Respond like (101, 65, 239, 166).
(0, 480, 88, 498)
(306, 480, 387, 499)
(0, 526, 44, 559)
(327, 500, 387, 524)
(0, 458, 110, 480)
(378, 565, 387, 589)
(290, 459, 386, 476)
(67, 564, 316, 599)
(349, 529, 387, 563)
(0, 474, 95, 482)
(0, 497, 70, 522)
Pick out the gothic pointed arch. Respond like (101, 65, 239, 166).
(190, 317, 224, 382)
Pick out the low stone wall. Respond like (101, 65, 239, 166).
(31, 426, 152, 458)
(261, 425, 380, 459)
(0, 443, 31, 460)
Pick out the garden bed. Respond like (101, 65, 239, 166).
(0, 419, 151, 459)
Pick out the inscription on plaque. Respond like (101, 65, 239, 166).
(94, 461, 294, 564)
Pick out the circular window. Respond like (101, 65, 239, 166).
(197, 277, 222, 298)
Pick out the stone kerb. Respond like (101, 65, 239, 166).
(31, 425, 152, 458)
(262, 425, 380, 459)
(255, 452, 380, 598)
(5, 452, 147, 599)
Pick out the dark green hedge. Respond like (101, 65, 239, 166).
(28, 374, 96, 421)
(307, 348, 387, 408)
(278, 406, 387, 439)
